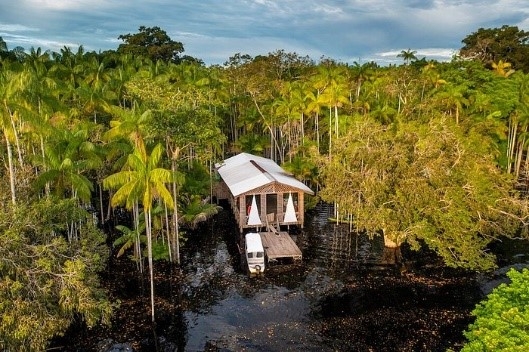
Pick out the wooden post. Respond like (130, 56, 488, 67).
(299, 192, 305, 228)
(278, 193, 284, 223)
(239, 195, 246, 232)
(260, 193, 266, 226)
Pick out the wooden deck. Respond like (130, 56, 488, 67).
(259, 231, 302, 261)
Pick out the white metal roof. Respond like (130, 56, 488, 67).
(215, 153, 314, 197)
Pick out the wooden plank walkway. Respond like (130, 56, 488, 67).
(259, 231, 302, 261)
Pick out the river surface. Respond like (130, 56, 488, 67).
(179, 203, 365, 349)
(53, 203, 485, 351)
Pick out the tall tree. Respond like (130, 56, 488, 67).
(317, 117, 525, 270)
(432, 82, 470, 124)
(103, 143, 174, 323)
(0, 65, 26, 204)
(34, 121, 102, 204)
(0, 36, 7, 53)
(117, 26, 185, 64)
(312, 62, 350, 155)
(460, 25, 529, 73)
(0, 36, 17, 61)
(0, 198, 113, 351)
(397, 49, 417, 65)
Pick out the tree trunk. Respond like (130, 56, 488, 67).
(171, 157, 180, 265)
(380, 245, 402, 266)
(381, 236, 402, 266)
(5, 134, 16, 205)
(99, 182, 105, 225)
(164, 204, 172, 262)
(146, 209, 155, 323)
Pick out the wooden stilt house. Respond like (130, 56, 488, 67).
(214, 153, 314, 233)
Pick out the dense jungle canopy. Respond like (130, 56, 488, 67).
(1, 25, 529, 350)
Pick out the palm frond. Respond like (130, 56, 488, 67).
(111, 181, 137, 208)
(179, 195, 222, 229)
(103, 170, 135, 189)
(148, 143, 164, 169)
(153, 181, 173, 210)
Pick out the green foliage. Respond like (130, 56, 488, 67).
(281, 154, 319, 191)
(0, 198, 114, 351)
(179, 195, 223, 230)
(317, 117, 522, 271)
(460, 25, 529, 73)
(124, 76, 227, 162)
(0, 36, 7, 52)
(8, 23, 529, 350)
(117, 26, 184, 63)
(151, 240, 170, 261)
(233, 133, 270, 155)
(114, 224, 146, 258)
(33, 123, 102, 202)
(182, 161, 212, 197)
(2, 28, 529, 341)
(103, 143, 174, 212)
(462, 268, 529, 351)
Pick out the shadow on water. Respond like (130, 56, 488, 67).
(53, 202, 491, 352)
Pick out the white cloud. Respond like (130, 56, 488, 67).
(378, 48, 456, 59)
(22, 0, 115, 11)
(0, 32, 79, 50)
(0, 24, 39, 32)
(1, 0, 528, 65)
(313, 4, 345, 16)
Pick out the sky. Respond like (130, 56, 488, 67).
(1, 0, 528, 66)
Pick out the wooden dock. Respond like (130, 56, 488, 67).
(259, 231, 302, 262)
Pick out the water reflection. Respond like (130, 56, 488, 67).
(300, 204, 385, 271)
(49, 203, 511, 351)
(178, 203, 389, 351)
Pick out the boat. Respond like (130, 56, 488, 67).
(244, 232, 266, 277)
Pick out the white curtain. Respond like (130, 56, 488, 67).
(247, 195, 262, 225)
(283, 193, 298, 223)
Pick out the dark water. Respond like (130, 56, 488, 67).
(53, 203, 484, 351)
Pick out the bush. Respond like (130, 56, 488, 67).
(0, 198, 114, 351)
(462, 268, 529, 351)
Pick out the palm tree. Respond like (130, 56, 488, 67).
(34, 122, 102, 203)
(114, 223, 146, 263)
(273, 81, 300, 162)
(349, 61, 374, 100)
(233, 133, 270, 154)
(21, 47, 60, 164)
(492, 60, 515, 78)
(506, 74, 529, 176)
(50, 46, 85, 107)
(79, 54, 112, 123)
(281, 155, 319, 191)
(0, 64, 28, 204)
(304, 82, 325, 153)
(103, 143, 174, 323)
(103, 104, 153, 156)
(420, 61, 446, 100)
(432, 83, 470, 124)
(397, 49, 417, 65)
(178, 195, 222, 230)
(313, 63, 350, 154)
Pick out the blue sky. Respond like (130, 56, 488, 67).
(1, 0, 528, 66)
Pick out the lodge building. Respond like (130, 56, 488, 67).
(214, 153, 314, 233)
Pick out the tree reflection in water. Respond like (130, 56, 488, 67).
(52, 203, 482, 352)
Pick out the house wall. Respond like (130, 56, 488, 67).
(214, 180, 309, 232)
